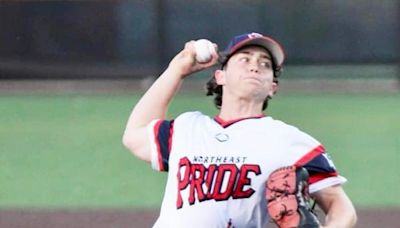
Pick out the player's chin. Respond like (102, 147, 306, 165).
(242, 86, 269, 99)
(240, 81, 265, 94)
(244, 81, 270, 93)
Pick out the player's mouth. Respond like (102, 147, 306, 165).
(242, 76, 262, 84)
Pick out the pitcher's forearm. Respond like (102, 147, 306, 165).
(122, 40, 218, 161)
(127, 67, 183, 128)
(323, 199, 357, 228)
(314, 186, 357, 228)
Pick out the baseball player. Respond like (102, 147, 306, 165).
(123, 32, 357, 228)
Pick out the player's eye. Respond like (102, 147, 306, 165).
(260, 61, 272, 68)
(239, 57, 249, 63)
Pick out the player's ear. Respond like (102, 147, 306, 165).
(214, 69, 226, 85)
(268, 82, 279, 97)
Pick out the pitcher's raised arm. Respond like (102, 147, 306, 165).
(122, 40, 218, 162)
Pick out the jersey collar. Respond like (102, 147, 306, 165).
(214, 114, 266, 128)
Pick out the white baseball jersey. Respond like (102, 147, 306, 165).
(147, 111, 346, 228)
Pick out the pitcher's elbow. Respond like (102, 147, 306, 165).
(122, 132, 134, 151)
(121, 128, 151, 162)
(351, 208, 358, 227)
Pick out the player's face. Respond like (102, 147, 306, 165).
(216, 46, 277, 103)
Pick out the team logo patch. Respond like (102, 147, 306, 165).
(215, 133, 229, 142)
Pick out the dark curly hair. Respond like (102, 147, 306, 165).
(206, 48, 282, 111)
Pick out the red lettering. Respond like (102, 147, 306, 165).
(233, 164, 261, 199)
(212, 164, 238, 201)
(204, 164, 217, 199)
(176, 157, 191, 208)
(188, 164, 206, 204)
(176, 157, 261, 209)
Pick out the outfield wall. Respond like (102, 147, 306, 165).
(0, 1, 399, 79)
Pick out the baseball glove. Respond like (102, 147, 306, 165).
(266, 165, 320, 228)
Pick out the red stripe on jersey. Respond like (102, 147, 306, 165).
(295, 145, 325, 167)
(153, 120, 164, 171)
(168, 121, 174, 154)
(214, 114, 265, 128)
(309, 171, 338, 185)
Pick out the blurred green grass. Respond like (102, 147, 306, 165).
(0, 94, 399, 208)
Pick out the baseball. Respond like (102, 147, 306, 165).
(194, 39, 216, 63)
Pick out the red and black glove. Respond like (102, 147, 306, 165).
(266, 165, 320, 228)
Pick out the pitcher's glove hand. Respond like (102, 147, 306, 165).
(266, 166, 320, 228)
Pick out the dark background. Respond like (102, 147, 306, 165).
(0, 0, 398, 79)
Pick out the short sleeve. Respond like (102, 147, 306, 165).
(147, 119, 174, 172)
(302, 152, 347, 193)
(286, 126, 347, 193)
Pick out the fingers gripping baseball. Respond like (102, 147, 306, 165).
(168, 40, 219, 78)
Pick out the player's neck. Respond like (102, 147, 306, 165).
(218, 98, 264, 121)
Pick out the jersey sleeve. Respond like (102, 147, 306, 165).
(147, 111, 203, 172)
(301, 152, 347, 193)
(287, 127, 347, 194)
(294, 145, 347, 193)
(147, 119, 174, 172)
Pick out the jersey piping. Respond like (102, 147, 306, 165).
(150, 119, 174, 171)
(214, 114, 266, 128)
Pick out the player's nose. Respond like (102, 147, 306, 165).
(248, 60, 260, 73)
